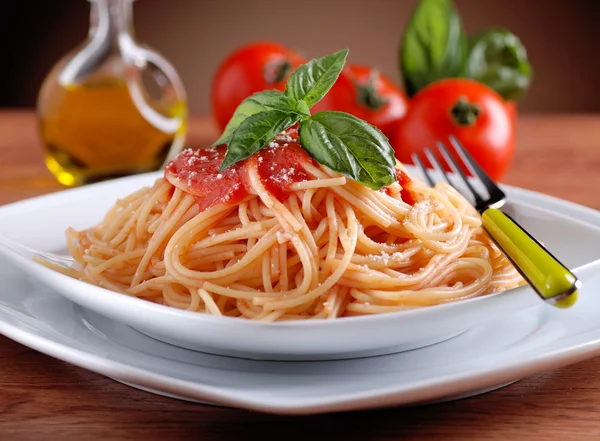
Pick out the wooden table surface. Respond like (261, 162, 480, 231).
(2, 109, 600, 440)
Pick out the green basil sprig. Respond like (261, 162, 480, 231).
(400, 0, 533, 101)
(217, 49, 397, 190)
(400, 0, 467, 96)
(465, 28, 533, 101)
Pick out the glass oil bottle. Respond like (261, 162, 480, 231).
(37, 0, 187, 186)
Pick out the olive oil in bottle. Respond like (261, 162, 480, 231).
(37, 0, 187, 186)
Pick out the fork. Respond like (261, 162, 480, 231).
(412, 136, 580, 309)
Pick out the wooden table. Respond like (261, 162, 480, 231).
(2, 110, 600, 440)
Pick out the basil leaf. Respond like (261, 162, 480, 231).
(466, 28, 532, 101)
(294, 99, 311, 117)
(299, 111, 396, 190)
(400, 0, 467, 96)
(213, 90, 306, 146)
(285, 49, 348, 108)
(219, 110, 300, 171)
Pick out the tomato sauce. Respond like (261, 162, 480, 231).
(166, 125, 411, 210)
(252, 142, 310, 202)
(396, 169, 416, 206)
(165, 145, 248, 211)
(382, 169, 415, 206)
(165, 135, 311, 211)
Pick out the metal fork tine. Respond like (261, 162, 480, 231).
(449, 136, 505, 202)
(437, 141, 486, 209)
(411, 153, 435, 186)
(424, 148, 451, 185)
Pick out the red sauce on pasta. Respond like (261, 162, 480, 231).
(396, 169, 415, 206)
(165, 139, 310, 211)
(166, 126, 412, 210)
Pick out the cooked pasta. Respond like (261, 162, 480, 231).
(44, 131, 522, 321)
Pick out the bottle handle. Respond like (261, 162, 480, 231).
(119, 36, 187, 135)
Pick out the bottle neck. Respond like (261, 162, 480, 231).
(89, 0, 134, 41)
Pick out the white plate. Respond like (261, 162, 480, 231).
(1, 171, 600, 360)
(1, 256, 600, 415)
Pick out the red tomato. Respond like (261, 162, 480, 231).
(211, 42, 305, 130)
(392, 79, 515, 181)
(313, 65, 408, 140)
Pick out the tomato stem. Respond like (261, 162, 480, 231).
(450, 97, 481, 126)
(271, 60, 292, 84)
(355, 69, 388, 110)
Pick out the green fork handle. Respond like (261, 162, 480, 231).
(481, 208, 580, 308)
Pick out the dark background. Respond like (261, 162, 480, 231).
(3, 0, 600, 114)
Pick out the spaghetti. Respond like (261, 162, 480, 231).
(50, 129, 523, 321)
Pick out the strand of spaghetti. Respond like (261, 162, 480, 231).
(33, 258, 82, 279)
(206, 224, 317, 302)
(358, 267, 491, 304)
(127, 275, 177, 295)
(192, 220, 276, 249)
(287, 193, 320, 260)
(238, 201, 250, 225)
(333, 241, 472, 290)
(261, 199, 358, 310)
(183, 251, 239, 267)
(105, 197, 145, 247)
(83, 264, 130, 293)
(197, 288, 221, 315)
(303, 162, 395, 228)
(101, 190, 147, 242)
(66, 228, 86, 265)
(136, 180, 170, 239)
(253, 308, 286, 322)
(403, 196, 465, 246)
(321, 192, 339, 278)
(290, 176, 346, 190)
(186, 244, 247, 258)
(262, 252, 273, 292)
(312, 187, 328, 210)
(301, 188, 316, 222)
(247, 166, 302, 232)
(270, 242, 279, 280)
(353, 179, 411, 215)
(161, 186, 185, 220)
(166, 224, 282, 285)
(88, 248, 146, 276)
(248, 197, 262, 221)
(163, 284, 197, 310)
(124, 231, 136, 252)
(279, 241, 289, 291)
(131, 192, 195, 286)
(349, 246, 422, 268)
(345, 302, 418, 315)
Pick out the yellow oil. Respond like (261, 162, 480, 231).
(38, 78, 186, 186)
